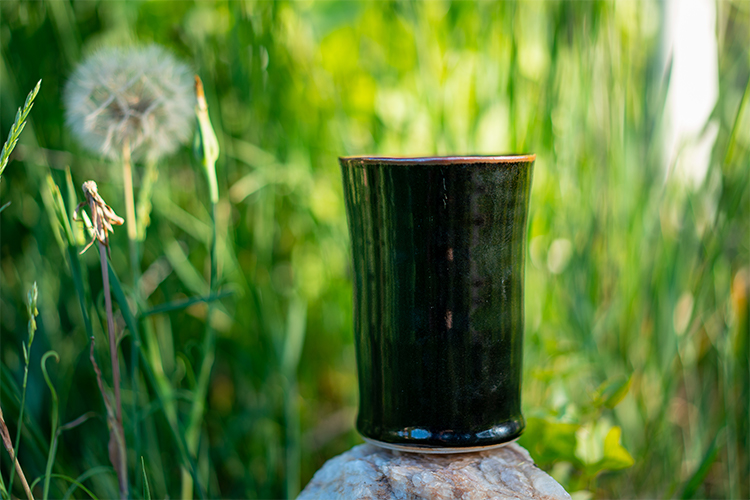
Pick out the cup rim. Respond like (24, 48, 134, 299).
(339, 154, 536, 165)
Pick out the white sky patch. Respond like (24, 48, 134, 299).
(664, 0, 719, 187)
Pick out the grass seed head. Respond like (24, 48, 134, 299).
(64, 45, 194, 161)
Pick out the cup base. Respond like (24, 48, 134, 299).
(362, 436, 520, 455)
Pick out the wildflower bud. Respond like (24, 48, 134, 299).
(193, 75, 220, 204)
(26, 282, 38, 343)
(27, 282, 38, 317)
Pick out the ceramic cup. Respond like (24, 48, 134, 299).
(340, 155, 535, 453)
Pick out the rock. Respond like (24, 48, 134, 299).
(298, 443, 570, 500)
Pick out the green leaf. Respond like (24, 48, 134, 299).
(519, 416, 581, 466)
(64, 166, 86, 246)
(598, 426, 634, 472)
(594, 375, 632, 409)
(45, 174, 75, 247)
(140, 290, 234, 318)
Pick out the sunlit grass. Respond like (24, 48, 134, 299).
(0, 1, 747, 499)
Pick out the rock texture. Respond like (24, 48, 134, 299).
(297, 443, 570, 500)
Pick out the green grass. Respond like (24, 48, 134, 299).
(0, 1, 748, 499)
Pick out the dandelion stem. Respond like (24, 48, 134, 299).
(122, 138, 144, 487)
(122, 138, 139, 287)
(100, 241, 128, 499)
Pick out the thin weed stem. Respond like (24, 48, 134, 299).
(99, 241, 128, 499)
(101, 242, 123, 427)
(75, 180, 130, 499)
(0, 406, 34, 500)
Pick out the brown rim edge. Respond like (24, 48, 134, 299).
(339, 154, 536, 165)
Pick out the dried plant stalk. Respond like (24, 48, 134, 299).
(75, 180, 128, 499)
(0, 406, 34, 500)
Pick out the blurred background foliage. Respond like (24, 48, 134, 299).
(1, 1, 748, 499)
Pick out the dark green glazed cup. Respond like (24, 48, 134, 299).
(340, 155, 535, 453)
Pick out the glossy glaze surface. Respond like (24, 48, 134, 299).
(341, 155, 534, 449)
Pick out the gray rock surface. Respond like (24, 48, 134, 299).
(297, 443, 570, 500)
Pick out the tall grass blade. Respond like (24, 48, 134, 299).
(182, 75, 222, 500)
(41, 351, 60, 500)
(136, 158, 159, 242)
(88, 337, 127, 500)
(61, 466, 112, 500)
(64, 166, 85, 246)
(152, 193, 211, 244)
(141, 291, 234, 317)
(680, 431, 723, 499)
(31, 474, 98, 500)
(105, 259, 206, 499)
(141, 457, 152, 500)
(723, 75, 750, 169)
(282, 296, 307, 500)
(7, 283, 38, 498)
(0, 79, 41, 177)
(41, 174, 71, 255)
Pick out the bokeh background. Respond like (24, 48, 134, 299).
(1, 1, 748, 499)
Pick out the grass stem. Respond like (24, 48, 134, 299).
(41, 351, 60, 500)
(181, 202, 218, 500)
(180, 75, 222, 500)
(8, 283, 38, 497)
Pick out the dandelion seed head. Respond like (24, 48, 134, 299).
(65, 45, 195, 161)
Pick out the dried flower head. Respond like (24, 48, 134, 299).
(74, 180, 124, 255)
(64, 45, 194, 161)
